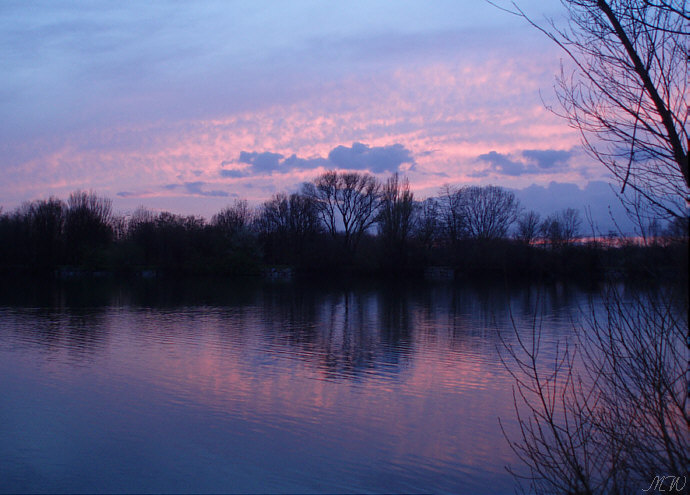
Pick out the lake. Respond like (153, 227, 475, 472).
(0, 277, 597, 494)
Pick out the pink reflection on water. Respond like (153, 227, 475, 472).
(100, 304, 520, 482)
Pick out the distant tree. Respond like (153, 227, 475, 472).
(377, 173, 416, 258)
(413, 197, 440, 251)
(541, 208, 582, 247)
(127, 206, 156, 230)
(285, 193, 322, 241)
(64, 190, 113, 264)
(458, 185, 521, 241)
(212, 199, 253, 239)
(126, 207, 157, 266)
(257, 193, 290, 238)
(436, 184, 465, 245)
(664, 214, 689, 241)
(149, 211, 205, 271)
(24, 197, 66, 268)
(303, 171, 339, 236)
(258, 192, 322, 264)
(516, 210, 541, 245)
(110, 215, 127, 242)
(259, 193, 321, 239)
(302, 170, 381, 253)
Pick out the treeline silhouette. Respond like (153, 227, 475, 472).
(1, 173, 686, 281)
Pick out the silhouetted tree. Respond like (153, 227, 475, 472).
(110, 214, 127, 242)
(153, 212, 205, 272)
(257, 192, 322, 264)
(492, 3, 689, 491)
(664, 214, 689, 241)
(413, 197, 440, 253)
(496, 0, 688, 219)
(302, 170, 381, 253)
(22, 197, 66, 269)
(457, 185, 521, 240)
(436, 184, 465, 246)
(541, 207, 582, 248)
(501, 285, 688, 494)
(212, 199, 253, 239)
(125, 206, 157, 266)
(64, 190, 113, 265)
(377, 173, 415, 266)
(516, 210, 541, 245)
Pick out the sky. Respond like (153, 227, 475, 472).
(0, 1, 634, 232)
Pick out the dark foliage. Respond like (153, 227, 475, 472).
(0, 181, 685, 282)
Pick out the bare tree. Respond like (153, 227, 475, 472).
(212, 199, 253, 238)
(436, 184, 465, 245)
(492, 0, 688, 219)
(458, 185, 522, 240)
(128, 206, 156, 233)
(516, 210, 542, 244)
(489, 1, 690, 492)
(377, 173, 416, 254)
(413, 197, 440, 251)
(302, 170, 381, 253)
(19, 197, 66, 267)
(500, 285, 688, 494)
(66, 190, 113, 230)
(258, 193, 290, 237)
(541, 207, 582, 247)
(65, 190, 113, 262)
(258, 193, 321, 246)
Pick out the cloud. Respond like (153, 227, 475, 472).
(328, 142, 414, 173)
(222, 152, 325, 177)
(163, 181, 229, 197)
(183, 181, 229, 197)
(476, 149, 574, 177)
(281, 154, 330, 171)
(476, 151, 527, 176)
(220, 142, 415, 178)
(239, 151, 285, 173)
(115, 189, 161, 199)
(220, 169, 249, 178)
(522, 149, 573, 170)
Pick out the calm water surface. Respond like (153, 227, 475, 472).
(0, 278, 595, 494)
